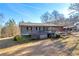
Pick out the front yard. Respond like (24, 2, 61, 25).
(0, 32, 79, 56)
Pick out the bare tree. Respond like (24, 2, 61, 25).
(51, 10, 60, 20)
(40, 10, 65, 25)
(69, 3, 79, 12)
(0, 13, 4, 38)
(69, 3, 79, 25)
(40, 12, 51, 23)
(1, 18, 20, 38)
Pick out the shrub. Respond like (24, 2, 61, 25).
(14, 35, 32, 42)
(14, 35, 24, 42)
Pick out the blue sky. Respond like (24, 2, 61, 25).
(0, 3, 70, 24)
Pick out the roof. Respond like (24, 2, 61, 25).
(19, 22, 64, 27)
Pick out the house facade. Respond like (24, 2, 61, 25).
(19, 23, 64, 39)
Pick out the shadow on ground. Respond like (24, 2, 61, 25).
(0, 37, 79, 56)
(0, 38, 45, 49)
(0, 39, 68, 56)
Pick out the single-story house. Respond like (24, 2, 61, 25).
(19, 22, 64, 39)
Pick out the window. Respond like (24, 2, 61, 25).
(30, 27, 32, 30)
(43, 27, 45, 31)
(36, 27, 37, 30)
(26, 27, 28, 30)
(39, 27, 40, 31)
(36, 27, 40, 31)
(26, 27, 32, 31)
(29, 27, 32, 31)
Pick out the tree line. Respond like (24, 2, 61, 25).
(41, 3, 79, 26)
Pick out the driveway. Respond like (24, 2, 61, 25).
(0, 34, 79, 56)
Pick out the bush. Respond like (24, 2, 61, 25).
(14, 35, 32, 42)
(14, 35, 24, 42)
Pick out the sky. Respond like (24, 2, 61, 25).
(0, 3, 71, 24)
